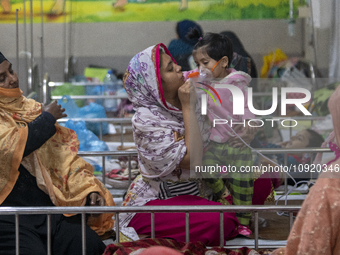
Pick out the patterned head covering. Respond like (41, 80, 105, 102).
(0, 52, 7, 64)
(124, 43, 210, 179)
(0, 84, 115, 235)
(124, 44, 187, 178)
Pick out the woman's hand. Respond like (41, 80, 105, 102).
(88, 192, 105, 206)
(178, 79, 202, 170)
(42, 101, 67, 120)
(178, 80, 196, 109)
(87, 192, 105, 217)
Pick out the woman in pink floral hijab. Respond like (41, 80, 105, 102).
(272, 84, 340, 255)
(118, 43, 240, 245)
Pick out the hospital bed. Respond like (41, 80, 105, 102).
(1, 147, 334, 255)
(13, 71, 330, 253)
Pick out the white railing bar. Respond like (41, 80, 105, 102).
(57, 118, 132, 123)
(102, 155, 106, 185)
(47, 214, 52, 255)
(252, 148, 331, 154)
(120, 123, 124, 146)
(254, 212, 259, 250)
(289, 212, 294, 231)
(115, 213, 120, 243)
(82, 213, 86, 255)
(74, 148, 331, 157)
(284, 153, 288, 194)
(219, 212, 224, 247)
(51, 95, 128, 100)
(185, 212, 189, 243)
(128, 155, 132, 187)
(0, 205, 301, 215)
(49, 82, 114, 87)
(151, 213, 155, 239)
(15, 214, 19, 255)
(77, 151, 137, 157)
(99, 122, 103, 140)
(56, 116, 326, 123)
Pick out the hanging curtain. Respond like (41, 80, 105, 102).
(329, 0, 340, 82)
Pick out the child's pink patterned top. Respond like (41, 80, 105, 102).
(184, 68, 253, 143)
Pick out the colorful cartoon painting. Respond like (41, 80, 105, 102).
(0, 0, 306, 23)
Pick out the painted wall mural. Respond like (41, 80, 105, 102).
(0, 0, 306, 23)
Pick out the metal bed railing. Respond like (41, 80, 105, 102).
(1, 148, 334, 254)
(57, 118, 133, 144)
(78, 151, 137, 187)
(56, 116, 329, 147)
(252, 147, 332, 194)
(43, 75, 316, 112)
(264, 116, 328, 138)
(0, 205, 301, 255)
(43, 77, 129, 105)
(80, 148, 332, 197)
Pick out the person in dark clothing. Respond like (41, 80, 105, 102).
(0, 52, 115, 255)
(168, 20, 203, 71)
(220, 31, 258, 91)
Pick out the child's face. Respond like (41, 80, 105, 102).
(280, 130, 311, 157)
(284, 130, 311, 149)
(193, 47, 228, 79)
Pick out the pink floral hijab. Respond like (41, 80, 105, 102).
(123, 44, 188, 179)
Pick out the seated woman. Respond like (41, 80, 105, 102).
(271, 75, 340, 255)
(0, 52, 115, 255)
(118, 43, 239, 246)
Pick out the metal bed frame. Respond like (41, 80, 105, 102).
(6, 76, 326, 254)
(56, 116, 329, 147)
(0, 141, 332, 255)
(79, 147, 332, 196)
(57, 118, 132, 144)
(0, 205, 300, 255)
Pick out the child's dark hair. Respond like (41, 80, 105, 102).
(187, 29, 233, 65)
(306, 129, 324, 147)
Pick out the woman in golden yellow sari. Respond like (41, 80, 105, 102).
(0, 52, 115, 255)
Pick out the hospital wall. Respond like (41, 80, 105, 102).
(0, 17, 331, 95)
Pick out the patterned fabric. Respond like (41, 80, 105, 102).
(104, 238, 269, 255)
(201, 69, 254, 226)
(119, 44, 211, 236)
(124, 44, 187, 178)
(202, 141, 254, 226)
(0, 87, 114, 235)
(312, 82, 340, 116)
(158, 181, 200, 199)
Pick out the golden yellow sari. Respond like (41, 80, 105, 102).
(0, 87, 114, 236)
